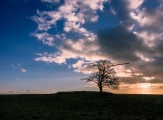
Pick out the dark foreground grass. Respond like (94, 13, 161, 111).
(0, 91, 163, 120)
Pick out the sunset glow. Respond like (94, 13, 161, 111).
(138, 83, 151, 89)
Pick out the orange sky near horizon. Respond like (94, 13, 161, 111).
(101, 83, 163, 94)
(113, 88, 163, 94)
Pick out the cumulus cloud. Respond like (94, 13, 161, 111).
(32, 0, 107, 32)
(32, 0, 108, 66)
(32, 0, 163, 89)
(35, 39, 107, 64)
(127, 0, 144, 10)
(96, 0, 163, 86)
(97, 25, 143, 62)
(130, 3, 163, 31)
(32, 32, 55, 46)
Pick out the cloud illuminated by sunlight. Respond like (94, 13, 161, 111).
(143, 77, 155, 81)
(137, 83, 151, 89)
(31, 0, 163, 94)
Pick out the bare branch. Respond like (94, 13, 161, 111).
(81, 60, 129, 93)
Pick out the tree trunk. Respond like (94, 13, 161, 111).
(98, 83, 103, 93)
(99, 86, 103, 93)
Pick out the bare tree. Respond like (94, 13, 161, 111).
(82, 60, 129, 93)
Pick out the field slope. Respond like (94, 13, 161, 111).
(0, 91, 163, 120)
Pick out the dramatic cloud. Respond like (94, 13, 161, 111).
(97, 25, 145, 62)
(32, 0, 163, 89)
(97, 0, 163, 86)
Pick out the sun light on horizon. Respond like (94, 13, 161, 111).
(138, 83, 151, 89)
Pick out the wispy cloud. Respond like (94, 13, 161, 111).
(11, 63, 27, 73)
(0, 89, 42, 94)
(41, 0, 60, 3)
(21, 68, 27, 73)
(11, 64, 16, 70)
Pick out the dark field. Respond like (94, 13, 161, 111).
(0, 91, 163, 120)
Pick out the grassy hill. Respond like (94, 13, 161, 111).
(0, 91, 163, 120)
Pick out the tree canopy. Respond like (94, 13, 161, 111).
(82, 60, 129, 93)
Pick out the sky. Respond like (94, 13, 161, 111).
(0, 0, 163, 94)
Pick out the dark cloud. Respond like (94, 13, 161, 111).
(97, 25, 144, 62)
(97, 24, 163, 84)
(96, 0, 163, 85)
(119, 77, 144, 84)
(118, 60, 163, 84)
(110, 0, 132, 26)
(156, 36, 163, 53)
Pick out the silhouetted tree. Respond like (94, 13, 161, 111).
(82, 60, 129, 93)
